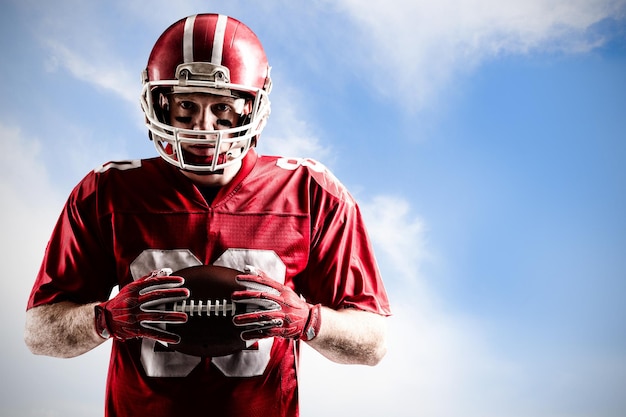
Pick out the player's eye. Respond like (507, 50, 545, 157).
(212, 103, 234, 115)
(179, 101, 197, 111)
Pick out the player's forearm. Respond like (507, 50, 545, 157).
(307, 307, 387, 366)
(24, 301, 105, 358)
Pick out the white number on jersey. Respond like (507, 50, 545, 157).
(94, 160, 142, 174)
(276, 157, 327, 173)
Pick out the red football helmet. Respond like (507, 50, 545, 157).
(140, 14, 272, 172)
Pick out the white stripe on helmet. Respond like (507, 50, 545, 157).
(183, 14, 196, 62)
(211, 14, 228, 64)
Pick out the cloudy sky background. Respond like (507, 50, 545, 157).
(1, 0, 625, 416)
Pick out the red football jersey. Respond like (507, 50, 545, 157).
(28, 149, 391, 417)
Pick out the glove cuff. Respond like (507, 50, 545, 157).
(303, 304, 322, 341)
(94, 303, 111, 340)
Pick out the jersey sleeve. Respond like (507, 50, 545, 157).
(297, 169, 391, 316)
(27, 170, 117, 309)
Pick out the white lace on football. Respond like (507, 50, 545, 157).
(172, 299, 236, 316)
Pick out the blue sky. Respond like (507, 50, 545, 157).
(1, 0, 625, 416)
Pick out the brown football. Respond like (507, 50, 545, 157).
(165, 264, 247, 357)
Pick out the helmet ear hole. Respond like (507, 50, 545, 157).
(159, 94, 170, 111)
(154, 92, 171, 123)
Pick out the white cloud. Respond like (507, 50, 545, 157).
(361, 195, 429, 284)
(300, 195, 525, 417)
(299, 193, 626, 417)
(13, 1, 140, 105)
(331, 0, 626, 108)
(44, 39, 138, 105)
(357, 195, 430, 307)
(20, 0, 626, 114)
(0, 123, 110, 416)
(258, 83, 334, 163)
(0, 124, 60, 234)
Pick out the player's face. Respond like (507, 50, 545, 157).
(168, 92, 247, 161)
(165, 92, 250, 186)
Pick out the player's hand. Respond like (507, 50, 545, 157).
(94, 269, 189, 344)
(231, 266, 322, 341)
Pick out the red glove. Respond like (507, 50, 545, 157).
(94, 269, 189, 344)
(231, 266, 322, 341)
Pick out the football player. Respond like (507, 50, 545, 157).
(25, 13, 391, 417)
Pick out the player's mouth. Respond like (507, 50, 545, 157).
(180, 145, 231, 167)
(187, 144, 217, 156)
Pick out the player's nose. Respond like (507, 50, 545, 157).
(195, 108, 219, 131)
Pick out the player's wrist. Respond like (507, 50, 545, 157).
(302, 303, 322, 341)
(94, 303, 111, 340)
